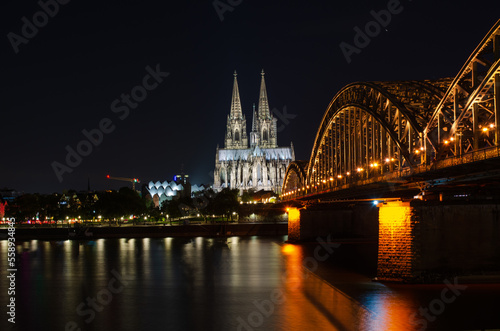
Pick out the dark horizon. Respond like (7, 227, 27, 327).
(1, 0, 498, 194)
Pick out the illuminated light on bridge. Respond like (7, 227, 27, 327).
(282, 19, 500, 200)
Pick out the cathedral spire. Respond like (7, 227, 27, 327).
(230, 70, 243, 119)
(258, 69, 271, 120)
(225, 70, 248, 149)
(252, 103, 257, 132)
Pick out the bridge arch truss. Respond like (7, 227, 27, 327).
(282, 20, 500, 199)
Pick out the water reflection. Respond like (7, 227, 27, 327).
(1, 237, 499, 330)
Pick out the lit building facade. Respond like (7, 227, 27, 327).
(213, 70, 294, 194)
(146, 177, 206, 207)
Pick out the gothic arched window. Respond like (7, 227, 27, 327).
(235, 130, 240, 141)
(263, 129, 268, 141)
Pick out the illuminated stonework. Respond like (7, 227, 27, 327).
(213, 71, 294, 194)
(377, 201, 419, 282)
(286, 208, 301, 242)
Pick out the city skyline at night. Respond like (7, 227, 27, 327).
(2, 3, 500, 331)
(1, 1, 498, 194)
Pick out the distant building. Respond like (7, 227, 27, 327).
(145, 176, 206, 207)
(0, 188, 23, 203)
(174, 173, 189, 185)
(213, 70, 294, 194)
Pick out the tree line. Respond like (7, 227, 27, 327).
(1, 187, 240, 223)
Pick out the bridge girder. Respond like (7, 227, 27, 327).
(424, 20, 500, 157)
(305, 80, 447, 187)
(283, 161, 308, 193)
(282, 19, 500, 199)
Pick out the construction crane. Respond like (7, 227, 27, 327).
(106, 175, 140, 190)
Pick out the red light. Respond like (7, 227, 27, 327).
(106, 175, 110, 178)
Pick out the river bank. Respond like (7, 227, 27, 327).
(0, 223, 287, 240)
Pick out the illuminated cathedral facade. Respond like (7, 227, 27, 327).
(213, 70, 294, 194)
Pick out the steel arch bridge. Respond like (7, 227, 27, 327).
(282, 20, 500, 200)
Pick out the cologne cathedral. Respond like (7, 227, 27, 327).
(213, 70, 294, 194)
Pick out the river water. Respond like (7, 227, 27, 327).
(1, 236, 499, 330)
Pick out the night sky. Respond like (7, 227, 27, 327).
(1, 0, 498, 193)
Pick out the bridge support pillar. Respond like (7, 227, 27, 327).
(377, 200, 500, 283)
(287, 207, 302, 242)
(377, 201, 417, 282)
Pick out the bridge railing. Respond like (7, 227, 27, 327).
(282, 145, 500, 200)
(417, 145, 500, 173)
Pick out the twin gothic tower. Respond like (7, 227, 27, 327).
(213, 70, 294, 194)
(224, 70, 278, 149)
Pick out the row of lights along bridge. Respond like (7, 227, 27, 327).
(282, 122, 497, 199)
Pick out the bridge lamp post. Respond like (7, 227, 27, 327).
(370, 162, 380, 177)
(384, 158, 395, 172)
(443, 140, 451, 159)
(414, 149, 422, 166)
(356, 168, 363, 182)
